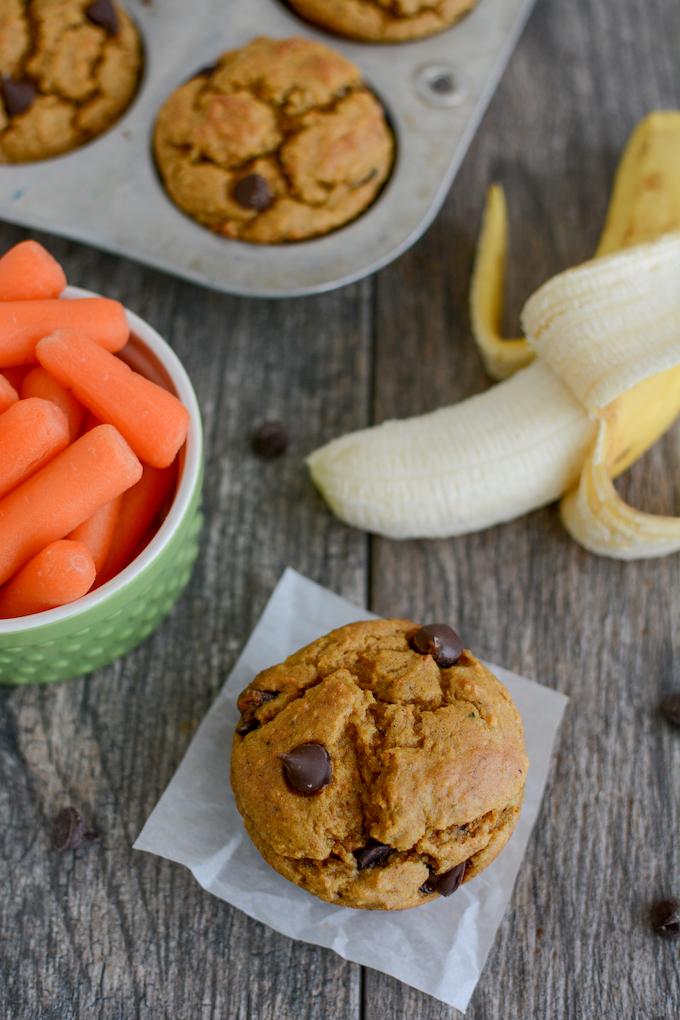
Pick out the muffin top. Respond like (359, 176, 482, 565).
(287, 0, 477, 43)
(153, 36, 394, 244)
(231, 619, 528, 910)
(0, 0, 141, 163)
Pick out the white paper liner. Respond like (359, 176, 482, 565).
(135, 568, 568, 1012)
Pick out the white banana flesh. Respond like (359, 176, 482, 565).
(307, 361, 594, 540)
(308, 234, 680, 552)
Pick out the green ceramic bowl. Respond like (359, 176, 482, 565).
(0, 287, 203, 685)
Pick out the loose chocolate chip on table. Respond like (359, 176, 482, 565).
(1, 77, 36, 117)
(86, 0, 120, 35)
(280, 742, 332, 795)
(234, 174, 274, 212)
(251, 421, 289, 458)
(410, 624, 464, 668)
(420, 860, 467, 897)
(650, 898, 680, 938)
(354, 839, 392, 871)
(52, 807, 99, 851)
(660, 693, 680, 727)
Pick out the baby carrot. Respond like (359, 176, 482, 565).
(0, 298, 129, 366)
(37, 330, 189, 469)
(0, 540, 96, 619)
(98, 464, 176, 583)
(68, 496, 122, 573)
(0, 241, 66, 301)
(21, 366, 85, 440)
(0, 373, 18, 413)
(0, 424, 142, 586)
(1, 366, 29, 390)
(0, 398, 70, 499)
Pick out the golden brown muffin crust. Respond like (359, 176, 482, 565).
(231, 619, 528, 910)
(153, 37, 395, 244)
(0, 0, 141, 163)
(287, 0, 478, 43)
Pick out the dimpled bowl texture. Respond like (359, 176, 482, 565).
(0, 287, 203, 685)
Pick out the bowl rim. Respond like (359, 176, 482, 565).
(0, 285, 203, 634)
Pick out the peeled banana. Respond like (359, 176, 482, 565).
(307, 113, 680, 558)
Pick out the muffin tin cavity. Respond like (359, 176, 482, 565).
(0, 0, 536, 296)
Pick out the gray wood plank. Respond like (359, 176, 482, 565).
(366, 0, 680, 1016)
(2, 0, 680, 1016)
(0, 228, 369, 1020)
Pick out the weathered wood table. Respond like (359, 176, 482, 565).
(1, 0, 679, 1016)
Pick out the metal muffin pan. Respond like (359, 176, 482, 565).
(0, 0, 536, 297)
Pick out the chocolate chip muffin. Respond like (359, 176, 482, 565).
(153, 37, 395, 244)
(0, 1, 142, 164)
(287, 0, 478, 43)
(231, 619, 528, 910)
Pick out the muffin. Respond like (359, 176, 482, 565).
(0, 0, 142, 163)
(286, 0, 478, 43)
(153, 36, 395, 244)
(231, 619, 528, 910)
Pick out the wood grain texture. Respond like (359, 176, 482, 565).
(1, 0, 679, 1017)
(367, 0, 680, 1017)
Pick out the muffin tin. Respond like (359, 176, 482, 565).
(0, 0, 536, 297)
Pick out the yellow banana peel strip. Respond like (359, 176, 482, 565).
(597, 111, 680, 256)
(469, 185, 532, 379)
(561, 417, 680, 560)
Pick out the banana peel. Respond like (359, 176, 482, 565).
(471, 111, 680, 380)
(308, 112, 680, 559)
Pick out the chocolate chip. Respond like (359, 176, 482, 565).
(660, 693, 680, 727)
(236, 688, 279, 735)
(234, 174, 274, 211)
(650, 898, 680, 938)
(52, 807, 99, 851)
(280, 742, 332, 796)
(410, 624, 464, 668)
(235, 716, 260, 736)
(86, 0, 119, 35)
(420, 860, 466, 897)
(354, 839, 392, 871)
(1, 77, 36, 117)
(251, 421, 288, 458)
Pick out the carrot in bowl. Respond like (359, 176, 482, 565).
(0, 366, 29, 390)
(0, 298, 129, 366)
(37, 330, 189, 469)
(0, 241, 66, 301)
(21, 366, 85, 440)
(98, 464, 176, 584)
(0, 540, 96, 619)
(0, 397, 70, 499)
(0, 424, 142, 586)
(0, 373, 18, 413)
(68, 496, 122, 574)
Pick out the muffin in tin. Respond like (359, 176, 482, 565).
(153, 36, 395, 244)
(231, 619, 528, 910)
(287, 0, 478, 43)
(0, 0, 142, 163)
